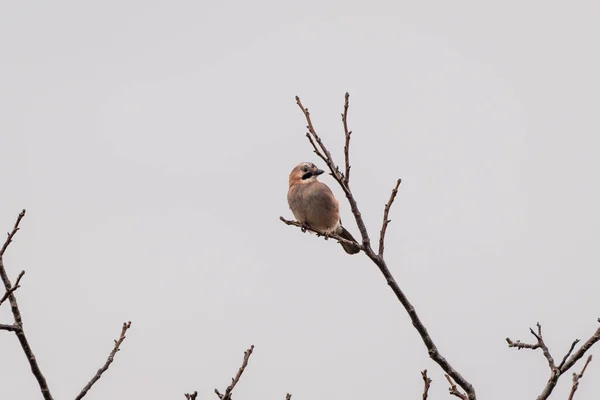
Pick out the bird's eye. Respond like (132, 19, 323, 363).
(301, 166, 308, 172)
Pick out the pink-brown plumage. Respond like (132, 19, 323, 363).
(287, 162, 360, 254)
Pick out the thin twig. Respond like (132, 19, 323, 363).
(378, 179, 402, 257)
(445, 374, 468, 400)
(296, 97, 338, 175)
(0, 270, 25, 307)
(296, 96, 348, 196)
(185, 392, 198, 400)
(215, 345, 254, 400)
(0, 323, 20, 332)
(285, 95, 477, 399)
(421, 370, 432, 400)
(306, 133, 328, 165)
(0, 210, 54, 400)
(558, 339, 581, 370)
(279, 217, 363, 252)
(0, 210, 26, 257)
(507, 319, 600, 400)
(74, 321, 132, 400)
(505, 338, 540, 350)
(530, 323, 555, 370)
(568, 355, 592, 400)
(559, 318, 600, 373)
(341, 92, 351, 186)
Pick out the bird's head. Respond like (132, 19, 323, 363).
(289, 162, 324, 186)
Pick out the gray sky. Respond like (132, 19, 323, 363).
(1, 1, 599, 399)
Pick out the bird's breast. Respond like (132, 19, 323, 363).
(288, 182, 340, 233)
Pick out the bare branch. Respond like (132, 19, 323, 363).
(530, 323, 556, 370)
(507, 319, 600, 400)
(305, 133, 328, 165)
(559, 318, 600, 373)
(215, 345, 254, 400)
(445, 374, 468, 400)
(378, 179, 402, 257)
(75, 321, 132, 400)
(0, 210, 54, 400)
(341, 92, 351, 186)
(568, 355, 593, 400)
(0, 270, 24, 307)
(558, 339, 581, 370)
(0, 323, 20, 332)
(0, 209, 26, 257)
(284, 95, 477, 399)
(295, 96, 340, 182)
(505, 338, 540, 350)
(506, 323, 556, 368)
(185, 392, 198, 400)
(279, 217, 363, 252)
(421, 370, 432, 400)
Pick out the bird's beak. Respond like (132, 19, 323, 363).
(314, 169, 324, 176)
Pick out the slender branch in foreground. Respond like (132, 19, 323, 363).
(445, 374, 468, 400)
(215, 345, 254, 400)
(0, 270, 24, 307)
(568, 355, 593, 400)
(185, 391, 198, 400)
(341, 92, 351, 186)
(506, 319, 600, 400)
(283, 95, 476, 399)
(0, 210, 54, 400)
(75, 321, 132, 400)
(378, 179, 402, 257)
(279, 217, 363, 251)
(421, 370, 432, 400)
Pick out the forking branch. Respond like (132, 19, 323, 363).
(281, 93, 477, 399)
(0, 210, 54, 400)
(0, 210, 132, 400)
(506, 320, 600, 400)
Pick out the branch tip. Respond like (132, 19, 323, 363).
(74, 320, 132, 400)
(421, 369, 432, 400)
(378, 178, 402, 256)
(215, 345, 255, 400)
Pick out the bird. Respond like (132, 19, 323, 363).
(287, 162, 360, 254)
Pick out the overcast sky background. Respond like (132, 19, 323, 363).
(1, 1, 599, 399)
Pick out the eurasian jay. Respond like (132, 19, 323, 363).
(287, 162, 360, 254)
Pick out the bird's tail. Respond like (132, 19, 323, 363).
(337, 226, 361, 255)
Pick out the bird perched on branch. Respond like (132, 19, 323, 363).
(287, 162, 360, 254)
